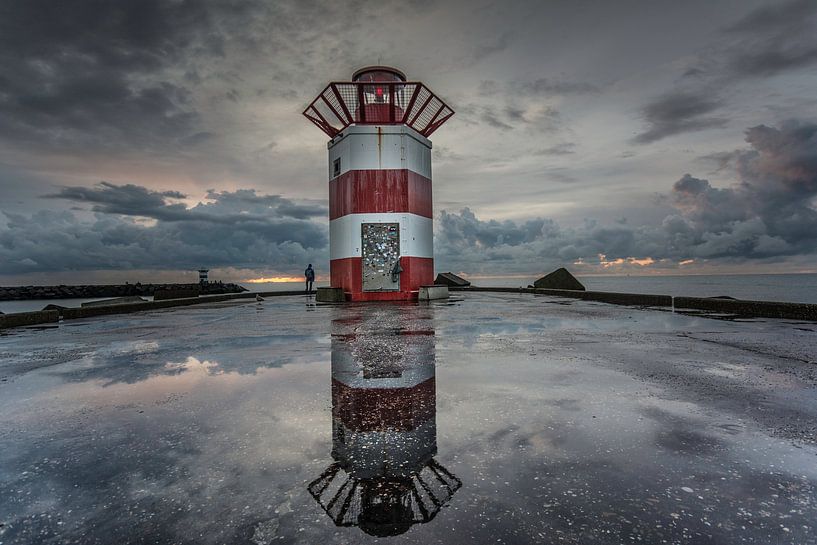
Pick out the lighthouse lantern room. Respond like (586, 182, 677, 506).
(303, 67, 454, 301)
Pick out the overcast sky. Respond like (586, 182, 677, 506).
(1, 0, 816, 284)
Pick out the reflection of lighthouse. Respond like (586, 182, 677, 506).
(308, 306, 461, 537)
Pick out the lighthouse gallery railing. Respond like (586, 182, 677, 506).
(303, 82, 454, 138)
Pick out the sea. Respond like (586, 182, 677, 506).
(2, 274, 817, 314)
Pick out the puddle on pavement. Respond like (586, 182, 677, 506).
(0, 295, 816, 544)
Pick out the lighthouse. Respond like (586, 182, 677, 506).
(304, 66, 454, 301)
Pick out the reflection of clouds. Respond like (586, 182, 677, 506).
(2, 356, 333, 544)
(14, 301, 332, 386)
(58, 333, 325, 385)
(163, 356, 222, 375)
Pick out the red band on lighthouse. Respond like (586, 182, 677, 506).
(329, 170, 432, 220)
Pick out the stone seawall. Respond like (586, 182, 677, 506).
(0, 310, 60, 329)
(0, 282, 247, 301)
(472, 287, 672, 307)
(450, 286, 817, 321)
(674, 296, 817, 321)
(0, 290, 314, 330)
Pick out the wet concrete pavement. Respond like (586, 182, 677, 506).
(0, 292, 816, 544)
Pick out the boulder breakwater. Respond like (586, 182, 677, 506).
(0, 282, 247, 301)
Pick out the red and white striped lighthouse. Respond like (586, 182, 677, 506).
(304, 66, 454, 301)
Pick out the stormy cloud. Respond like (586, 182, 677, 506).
(0, 0, 233, 154)
(632, 92, 727, 145)
(633, 1, 817, 144)
(723, 0, 817, 78)
(686, 0, 817, 81)
(0, 185, 327, 275)
(436, 121, 817, 274)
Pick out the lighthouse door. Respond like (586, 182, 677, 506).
(361, 223, 400, 292)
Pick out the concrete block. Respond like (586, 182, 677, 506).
(0, 310, 60, 329)
(434, 272, 471, 287)
(63, 302, 152, 319)
(582, 291, 672, 307)
(675, 296, 817, 321)
(82, 296, 146, 307)
(419, 285, 449, 300)
(533, 288, 585, 299)
(316, 287, 346, 303)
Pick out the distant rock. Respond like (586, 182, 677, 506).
(534, 268, 585, 291)
(434, 272, 471, 287)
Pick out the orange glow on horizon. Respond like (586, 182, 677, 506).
(244, 276, 303, 283)
(598, 254, 656, 268)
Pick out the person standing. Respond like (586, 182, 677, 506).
(304, 264, 315, 293)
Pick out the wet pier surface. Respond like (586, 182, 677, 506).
(1, 292, 816, 544)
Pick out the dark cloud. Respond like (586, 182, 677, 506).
(42, 183, 327, 225)
(466, 77, 587, 135)
(436, 121, 817, 273)
(465, 103, 561, 133)
(472, 32, 513, 62)
(536, 143, 576, 156)
(0, 0, 240, 153)
(729, 46, 817, 79)
(683, 0, 817, 81)
(695, 150, 740, 173)
(504, 106, 527, 122)
(479, 78, 599, 97)
(181, 131, 218, 146)
(1, 184, 327, 274)
(480, 108, 514, 130)
(515, 78, 599, 96)
(724, 0, 816, 34)
(632, 92, 727, 144)
(546, 171, 578, 184)
(43, 183, 188, 219)
(654, 1, 817, 146)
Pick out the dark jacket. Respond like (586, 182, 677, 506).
(305, 267, 315, 281)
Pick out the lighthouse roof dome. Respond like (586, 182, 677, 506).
(352, 66, 406, 82)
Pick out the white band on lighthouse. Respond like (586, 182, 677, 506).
(329, 213, 433, 261)
(328, 125, 432, 180)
